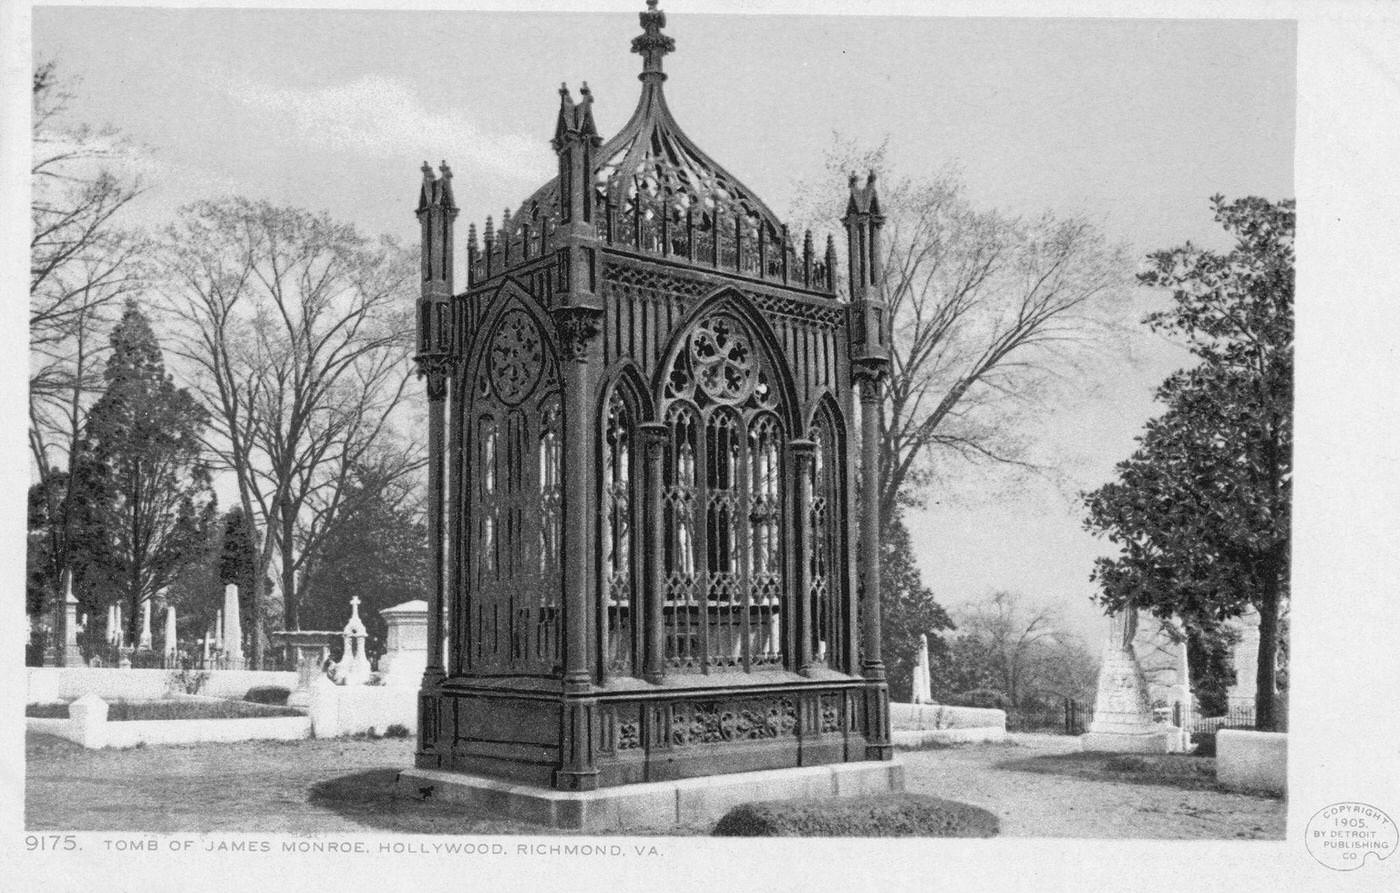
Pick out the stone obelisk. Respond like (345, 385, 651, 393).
(138, 596, 154, 651)
(1081, 608, 1179, 753)
(61, 569, 83, 667)
(912, 633, 933, 704)
(164, 603, 178, 667)
(223, 583, 244, 670)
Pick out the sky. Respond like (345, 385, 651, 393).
(30, 6, 1296, 648)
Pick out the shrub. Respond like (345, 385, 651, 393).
(168, 668, 210, 695)
(25, 702, 71, 719)
(244, 686, 291, 706)
(713, 794, 999, 837)
(384, 724, 411, 739)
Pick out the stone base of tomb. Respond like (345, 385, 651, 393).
(396, 759, 905, 831)
(1081, 724, 1181, 754)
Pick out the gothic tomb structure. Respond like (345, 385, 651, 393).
(412, 2, 892, 790)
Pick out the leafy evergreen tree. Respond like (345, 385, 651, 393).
(1084, 196, 1292, 730)
(77, 300, 215, 645)
(880, 513, 955, 701)
(299, 463, 429, 652)
(218, 506, 259, 632)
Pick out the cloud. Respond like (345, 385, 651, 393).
(228, 75, 551, 184)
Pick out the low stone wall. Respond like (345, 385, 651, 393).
(28, 667, 298, 703)
(888, 703, 1006, 747)
(308, 677, 416, 738)
(889, 702, 1007, 731)
(25, 694, 310, 749)
(1216, 729, 1287, 795)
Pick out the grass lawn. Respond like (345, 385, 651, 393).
(995, 750, 1237, 794)
(26, 732, 1285, 838)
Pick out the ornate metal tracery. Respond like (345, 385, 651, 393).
(465, 306, 562, 674)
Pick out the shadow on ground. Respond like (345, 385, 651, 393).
(307, 769, 553, 835)
(993, 751, 1279, 798)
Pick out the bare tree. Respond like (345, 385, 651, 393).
(28, 61, 146, 606)
(156, 198, 418, 663)
(952, 590, 1073, 708)
(794, 142, 1133, 531)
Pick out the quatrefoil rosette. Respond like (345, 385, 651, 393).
(488, 309, 545, 405)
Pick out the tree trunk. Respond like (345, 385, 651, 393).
(1254, 558, 1283, 731)
(281, 506, 297, 631)
(1254, 565, 1282, 733)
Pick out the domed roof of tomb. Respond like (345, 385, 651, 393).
(504, 1, 786, 251)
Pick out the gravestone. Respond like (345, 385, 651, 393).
(1081, 611, 1180, 753)
(378, 599, 428, 686)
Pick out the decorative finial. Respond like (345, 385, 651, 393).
(440, 160, 452, 179)
(632, 0, 675, 81)
(421, 161, 433, 181)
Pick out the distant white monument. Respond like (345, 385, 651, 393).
(61, 569, 83, 667)
(1082, 609, 1182, 753)
(911, 633, 933, 704)
(334, 596, 373, 686)
(222, 583, 245, 669)
(378, 599, 428, 686)
(163, 603, 178, 667)
(137, 595, 154, 651)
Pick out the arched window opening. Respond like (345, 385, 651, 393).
(476, 414, 498, 665)
(466, 305, 559, 675)
(602, 388, 636, 676)
(536, 394, 562, 667)
(809, 415, 842, 669)
(704, 407, 743, 668)
(663, 404, 701, 670)
(660, 312, 785, 673)
(748, 413, 783, 666)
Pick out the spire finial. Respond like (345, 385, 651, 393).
(632, 0, 674, 81)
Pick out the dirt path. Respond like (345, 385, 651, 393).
(25, 732, 1283, 838)
(899, 734, 1284, 839)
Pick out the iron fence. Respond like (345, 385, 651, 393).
(1173, 699, 1256, 733)
(1004, 699, 1091, 735)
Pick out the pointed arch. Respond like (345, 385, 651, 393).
(652, 286, 801, 433)
(464, 278, 559, 403)
(460, 277, 564, 675)
(596, 362, 650, 679)
(807, 391, 848, 671)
